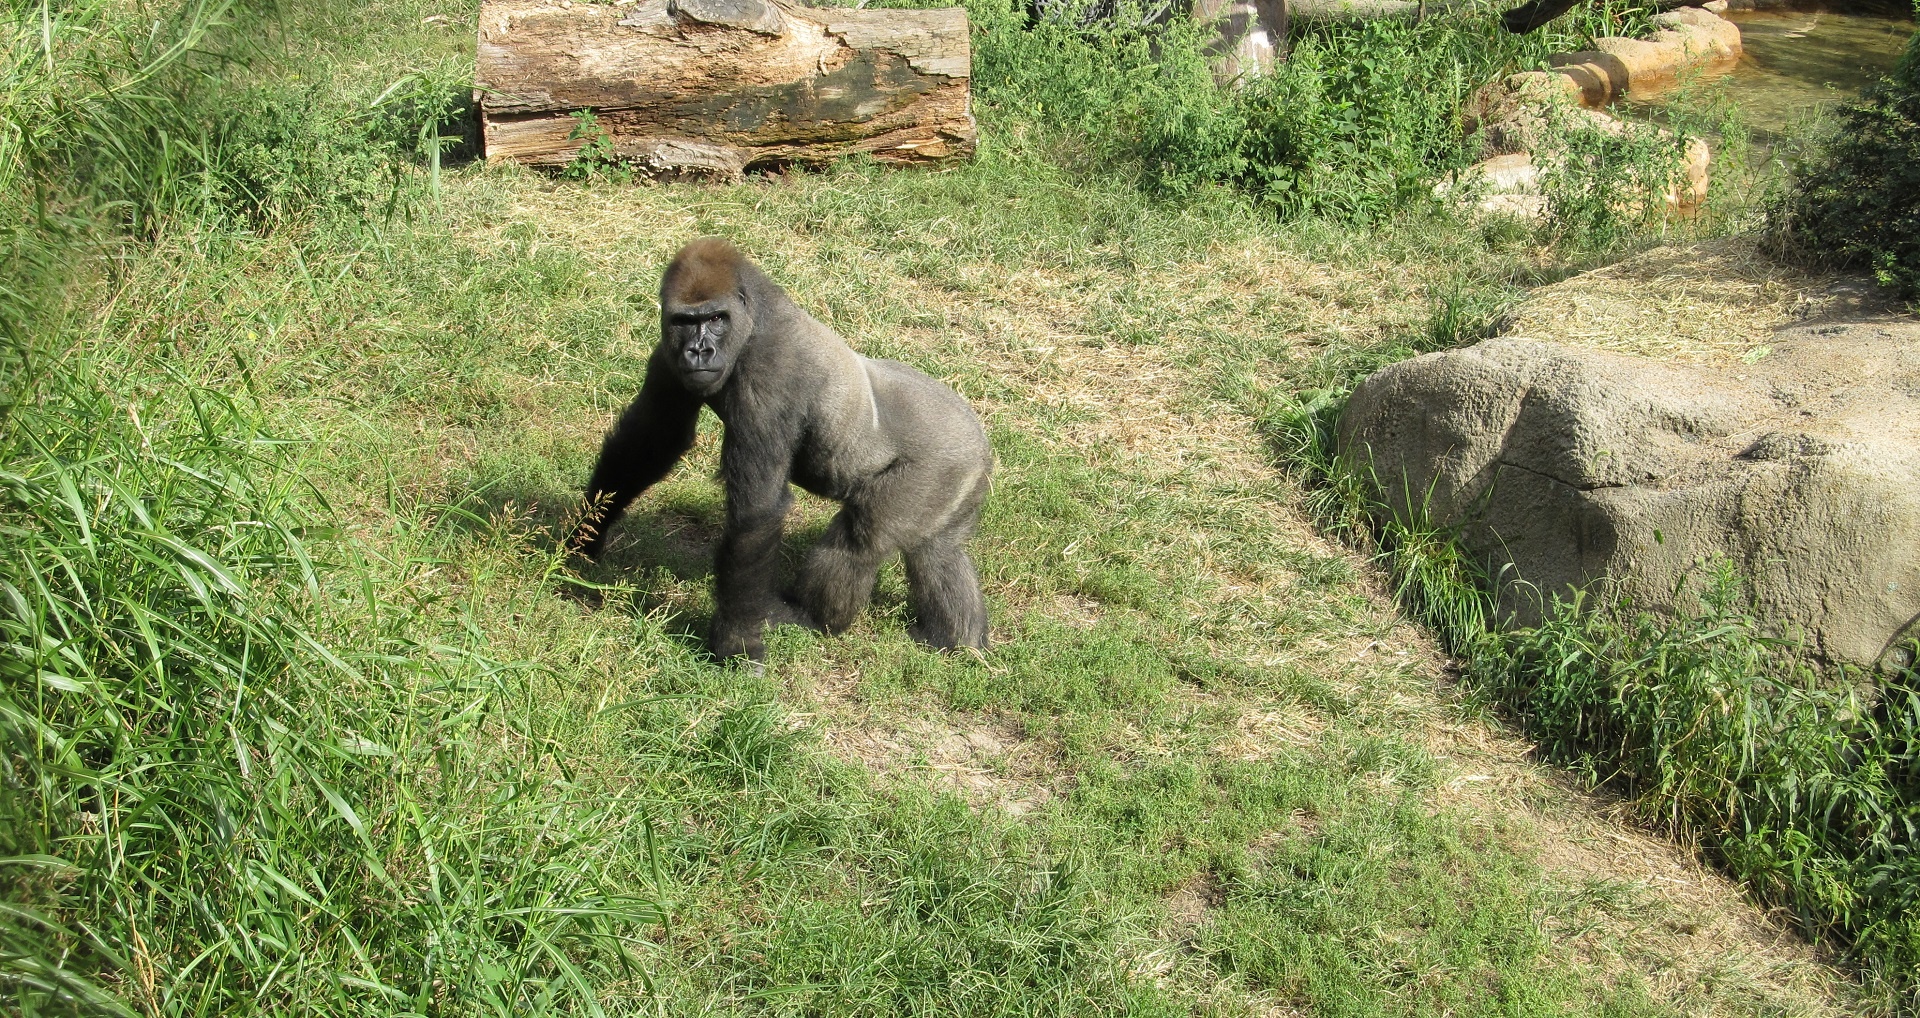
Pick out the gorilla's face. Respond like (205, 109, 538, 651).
(665, 299, 749, 396)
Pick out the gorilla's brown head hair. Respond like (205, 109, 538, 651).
(662, 237, 747, 306)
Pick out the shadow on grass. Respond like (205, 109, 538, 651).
(443, 475, 864, 651)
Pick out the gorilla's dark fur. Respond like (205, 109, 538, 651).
(573, 238, 993, 662)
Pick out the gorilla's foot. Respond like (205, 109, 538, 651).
(908, 618, 990, 653)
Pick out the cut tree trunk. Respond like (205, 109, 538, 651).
(475, 0, 975, 180)
(1193, 0, 1288, 84)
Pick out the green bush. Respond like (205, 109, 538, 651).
(972, 0, 1548, 220)
(1208, 18, 1503, 219)
(1788, 27, 1920, 299)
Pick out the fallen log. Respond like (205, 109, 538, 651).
(475, 0, 976, 180)
(1500, 0, 1720, 33)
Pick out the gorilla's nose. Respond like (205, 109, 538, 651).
(684, 341, 717, 370)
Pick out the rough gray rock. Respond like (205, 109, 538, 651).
(1336, 321, 1920, 670)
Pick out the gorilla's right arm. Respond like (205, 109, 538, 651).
(572, 351, 703, 559)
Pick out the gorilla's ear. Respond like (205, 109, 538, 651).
(732, 279, 755, 327)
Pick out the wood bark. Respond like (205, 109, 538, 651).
(1192, 0, 1288, 83)
(475, 0, 975, 180)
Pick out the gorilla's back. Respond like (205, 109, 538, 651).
(865, 358, 990, 466)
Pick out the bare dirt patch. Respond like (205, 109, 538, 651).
(799, 665, 1060, 815)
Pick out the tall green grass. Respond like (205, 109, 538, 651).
(0, 0, 467, 251)
(1481, 575, 1920, 992)
(2, 3, 657, 1012)
(1, 347, 664, 1014)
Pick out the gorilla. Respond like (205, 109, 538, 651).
(572, 238, 993, 663)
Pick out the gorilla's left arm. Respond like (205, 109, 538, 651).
(706, 422, 800, 660)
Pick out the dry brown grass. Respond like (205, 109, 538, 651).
(1500, 236, 1898, 361)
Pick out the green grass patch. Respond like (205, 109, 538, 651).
(0, 0, 1863, 1013)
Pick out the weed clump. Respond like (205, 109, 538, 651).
(1785, 27, 1920, 300)
(977, 0, 1545, 220)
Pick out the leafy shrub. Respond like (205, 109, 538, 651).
(1535, 107, 1692, 250)
(562, 109, 635, 183)
(972, 0, 1546, 220)
(1209, 18, 1502, 219)
(1787, 27, 1920, 299)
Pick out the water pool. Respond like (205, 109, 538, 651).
(1698, 7, 1911, 134)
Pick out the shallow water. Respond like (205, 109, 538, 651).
(1620, 5, 1920, 137)
(1691, 8, 1912, 134)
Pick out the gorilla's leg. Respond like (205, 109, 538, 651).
(903, 530, 989, 651)
(709, 447, 801, 662)
(708, 507, 792, 660)
(903, 466, 990, 651)
(797, 509, 891, 633)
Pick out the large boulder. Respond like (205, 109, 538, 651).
(1336, 320, 1920, 670)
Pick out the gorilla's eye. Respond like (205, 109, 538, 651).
(702, 315, 729, 341)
